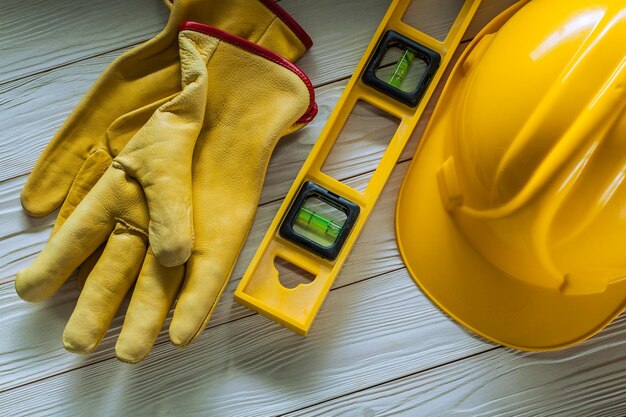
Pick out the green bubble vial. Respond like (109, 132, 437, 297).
(294, 207, 343, 247)
(387, 49, 416, 88)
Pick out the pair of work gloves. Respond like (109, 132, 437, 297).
(15, 0, 317, 363)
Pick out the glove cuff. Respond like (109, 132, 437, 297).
(256, 0, 313, 50)
(181, 21, 318, 126)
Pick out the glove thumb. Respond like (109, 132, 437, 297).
(115, 31, 216, 267)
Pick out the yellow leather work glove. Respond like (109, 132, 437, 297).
(16, 23, 317, 363)
(21, 0, 311, 237)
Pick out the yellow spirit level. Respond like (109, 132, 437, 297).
(234, 0, 482, 335)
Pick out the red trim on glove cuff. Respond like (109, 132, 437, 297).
(181, 21, 317, 125)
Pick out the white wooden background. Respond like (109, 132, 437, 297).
(1, 0, 625, 416)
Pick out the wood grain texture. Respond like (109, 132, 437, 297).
(3, 1, 622, 416)
(0, 269, 491, 416)
(0, 68, 436, 284)
(0, 0, 391, 85)
(0, 175, 52, 284)
(0, 0, 515, 85)
(0, 0, 167, 84)
(0, 0, 517, 183)
(0, 70, 415, 388)
(291, 316, 626, 417)
(0, 0, 389, 182)
(0, 80, 349, 284)
(0, 81, 414, 392)
(0, 157, 409, 391)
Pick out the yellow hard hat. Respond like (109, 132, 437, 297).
(396, 0, 626, 350)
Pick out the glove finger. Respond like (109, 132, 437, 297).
(21, 134, 109, 218)
(169, 197, 256, 347)
(115, 32, 215, 267)
(21, 8, 181, 219)
(63, 225, 147, 354)
(15, 186, 117, 303)
(116, 250, 184, 363)
(169, 254, 233, 347)
(51, 150, 112, 235)
(143, 173, 194, 267)
(76, 245, 105, 292)
(20, 12, 183, 218)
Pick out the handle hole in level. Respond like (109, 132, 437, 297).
(275, 257, 317, 289)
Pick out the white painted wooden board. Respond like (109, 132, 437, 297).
(0, 0, 167, 84)
(0, 0, 517, 183)
(0, 33, 451, 384)
(0, 0, 392, 182)
(0, 0, 512, 84)
(0, 269, 492, 416)
(0, 42, 463, 286)
(291, 316, 626, 417)
(2, 0, 625, 416)
(0, 82, 344, 284)
(0, 159, 409, 390)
